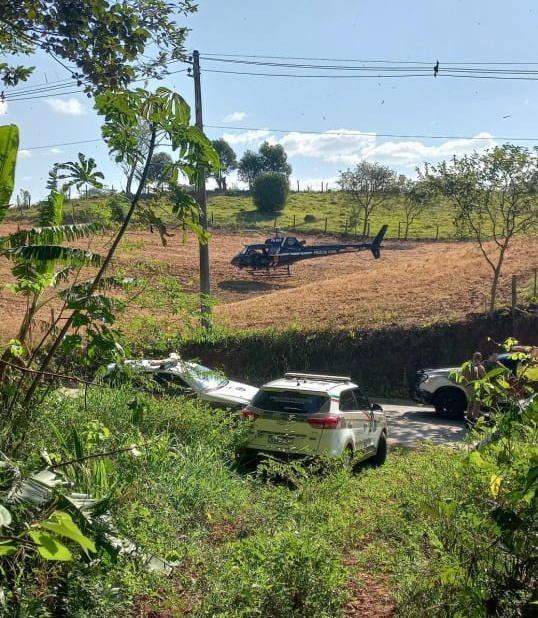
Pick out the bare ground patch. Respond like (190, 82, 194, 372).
(2, 224, 538, 344)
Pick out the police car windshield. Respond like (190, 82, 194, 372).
(186, 364, 228, 390)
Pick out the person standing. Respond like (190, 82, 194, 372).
(462, 351, 486, 423)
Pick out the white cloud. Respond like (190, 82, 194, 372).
(18, 150, 32, 159)
(271, 129, 496, 168)
(281, 130, 375, 164)
(217, 127, 499, 179)
(45, 98, 86, 115)
(221, 129, 271, 146)
(365, 132, 497, 165)
(49, 148, 62, 155)
(222, 111, 246, 122)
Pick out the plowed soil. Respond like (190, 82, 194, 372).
(2, 223, 538, 344)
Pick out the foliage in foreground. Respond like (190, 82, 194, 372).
(2, 336, 538, 616)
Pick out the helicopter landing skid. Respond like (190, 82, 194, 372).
(246, 264, 291, 277)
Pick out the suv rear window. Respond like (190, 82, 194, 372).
(251, 389, 330, 413)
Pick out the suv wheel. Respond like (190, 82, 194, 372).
(370, 432, 387, 466)
(434, 388, 466, 419)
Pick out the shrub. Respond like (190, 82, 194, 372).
(196, 528, 348, 617)
(252, 172, 289, 213)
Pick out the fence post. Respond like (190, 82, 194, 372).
(512, 275, 517, 314)
(324, 217, 328, 233)
(436, 225, 439, 240)
(344, 220, 348, 235)
(534, 268, 537, 298)
(398, 222, 401, 239)
(293, 214, 296, 230)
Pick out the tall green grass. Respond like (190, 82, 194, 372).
(14, 383, 506, 617)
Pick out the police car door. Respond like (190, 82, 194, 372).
(353, 388, 376, 450)
(339, 389, 368, 451)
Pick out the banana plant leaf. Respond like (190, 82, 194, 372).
(0, 124, 19, 220)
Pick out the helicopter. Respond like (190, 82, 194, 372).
(231, 224, 388, 275)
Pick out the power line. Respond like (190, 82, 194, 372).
(206, 124, 537, 142)
(18, 128, 538, 153)
(7, 52, 538, 103)
(197, 52, 538, 66)
(20, 138, 103, 151)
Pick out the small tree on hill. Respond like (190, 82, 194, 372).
(338, 161, 398, 236)
(56, 153, 105, 197)
(252, 172, 289, 213)
(401, 175, 435, 239)
(422, 144, 538, 314)
(145, 151, 174, 191)
(239, 141, 292, 189)
(211, 138, 237, 191)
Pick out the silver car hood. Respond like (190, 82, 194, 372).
(203, 380, 259, 406)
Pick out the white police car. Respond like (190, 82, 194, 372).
(240, 372, 387, 464)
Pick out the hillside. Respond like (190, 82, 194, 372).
(2, 222, 538, 344)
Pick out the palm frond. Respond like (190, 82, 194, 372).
(61, 293, 125, 320)
(7, 245, 103, 267)
(63, 276, 139, 296)
(0, 223, 104, 250)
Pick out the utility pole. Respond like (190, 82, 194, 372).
(190, 50, 212, 329)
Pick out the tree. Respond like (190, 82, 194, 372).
(259, 141, 292, 177)
(16, 188, 31, 210)
(0, 87, 220, 432)
(238, 141, 292, 189)
(252, 172, 289, 213)
(422, 144, 538, 314)
(0, 0, 196, 92)
(238, 149, 264, 189)
(400, 176, 435, 239)
(338, 161, 398, 236)
(145, 151, 174, 191)
(56, 153, 105, 196)
(211, 138, 237, 191)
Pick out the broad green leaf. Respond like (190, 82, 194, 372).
(0, 124, 19, 219)
(39, 191, 64, 227)
(490, 473, 502, 499)
(468, 450, 496, 471)
(40, 511, 96, 553)
(0, 542, 17, 556)
(0, 505, 11, 527)
(29, 531, 73, 560)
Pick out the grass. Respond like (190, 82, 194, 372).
(6, 190, 461, 240)
(207, 191, 459, 240)
(9, 383, 495, 617)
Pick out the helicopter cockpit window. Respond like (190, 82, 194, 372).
(284, 238, 302, 249)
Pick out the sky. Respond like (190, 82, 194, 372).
(3, 0, 538, 203)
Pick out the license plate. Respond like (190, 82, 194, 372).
(268, 434, 293, 445)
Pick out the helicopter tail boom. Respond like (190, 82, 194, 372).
(370, 224, 388, 259)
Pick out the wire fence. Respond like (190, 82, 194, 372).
(207, 212, 461, 242)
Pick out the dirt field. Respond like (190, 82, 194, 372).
(2, 223, 538, 343)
